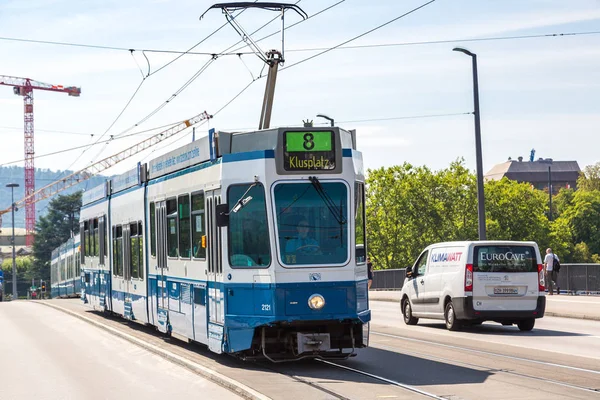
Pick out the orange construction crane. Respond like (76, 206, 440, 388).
(0, 75, 81, 245)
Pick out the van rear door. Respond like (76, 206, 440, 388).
(471, 244, 539, 312)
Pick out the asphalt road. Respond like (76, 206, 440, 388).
(7, 299, 599, 400)
(359, 300, 600, 399)
(0, 301, 241, 400)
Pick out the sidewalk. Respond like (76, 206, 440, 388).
(369, 290, 600, 321)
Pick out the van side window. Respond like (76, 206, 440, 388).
(416, 251, 429, 276)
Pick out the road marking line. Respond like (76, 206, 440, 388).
(372, 331, 600, 375)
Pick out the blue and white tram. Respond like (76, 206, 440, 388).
(80, 126, 370, 361)
(50, 234, 82, 298)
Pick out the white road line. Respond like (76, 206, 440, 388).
(372, 331, 600, 375)
(370, 341, 600, 395)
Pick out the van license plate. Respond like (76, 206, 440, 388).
(494, 287, 518, 294)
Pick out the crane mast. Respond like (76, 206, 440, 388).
(0, 75, 81, 245)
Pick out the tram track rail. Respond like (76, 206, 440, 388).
(261, 357, 446, 400)
(371, 331, 600, 394)
(316, 359, 447, 399)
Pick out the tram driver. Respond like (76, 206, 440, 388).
(286, 218, 320, 254)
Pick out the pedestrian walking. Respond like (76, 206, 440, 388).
(544, 248, 560, 295)
(367, 257, 374, 289)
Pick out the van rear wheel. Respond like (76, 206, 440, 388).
(517, 318, 535, 331)
(444, 301, 462, 331)
(402, 299, 419, 325)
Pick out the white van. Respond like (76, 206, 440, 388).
(400, 241, 546, 331)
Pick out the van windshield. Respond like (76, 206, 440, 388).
(473, 245, 537, 273)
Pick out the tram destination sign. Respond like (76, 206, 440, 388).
(283, 131, 335, 171)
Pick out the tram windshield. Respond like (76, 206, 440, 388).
(274, 181, 349, 266)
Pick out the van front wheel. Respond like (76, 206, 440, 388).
(444, 301, 462, 331)
(402, 299, 419, 325)
(517, 318, 535, 331)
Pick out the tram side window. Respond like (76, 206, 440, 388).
(104, 215, 108, 258)
(150, 202, 156, 257)
(93, 218, 99, 257)
(227, 183, 271, 268)
(191, 192, 206, 259)
(99, 216, 106, 264)
(113, 225, 123, 276)
(355, 182, 366, 264)
(179, 195, 191, 258)
(83, 221, 90, 257)
(166, 198, 178, 258)
(138, 222, 144, 279)
(130, 222, 142, 279)
(76, 251, 80, 276)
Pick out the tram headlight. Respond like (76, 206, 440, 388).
(308, 294, 325, 310)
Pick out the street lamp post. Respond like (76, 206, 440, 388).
(539, 159, 553, 220)
(316, 114, 335, 127)
(6, 183, 19, 300)
(548, 165, 553, 220)
(453, 47, 487, 240)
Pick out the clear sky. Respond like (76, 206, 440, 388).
(0, 0, 599, 179)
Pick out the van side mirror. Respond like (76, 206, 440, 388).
(405, 266, 413, 278)
(216, 204, 229, 227)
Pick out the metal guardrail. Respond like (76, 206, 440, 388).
(372, 264, 600, 294)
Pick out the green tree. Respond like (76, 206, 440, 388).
(1, 256, 33, 280)
(484, 178, 550, 244)
(366, 160, 477, 270)
(577, 162, 600, 192)
(547, 218, 574, 262)
(558, 190, 600, 257)
(31, 191, 82, 281)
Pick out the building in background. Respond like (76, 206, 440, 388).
(485, 156, 581, 194)
(0, 227, 30, 265)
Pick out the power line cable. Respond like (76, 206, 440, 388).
(228, 0, 346, 54)
(2, 30, 599, 57)
(0, 120, 185, 166)
(148, 0, 260, 77)
(282, 0, 438, 71)
(81, 3, 273, 166)
(65, 6, 261, 171)
(0, 126, 93, 136)
(61, 76, 147, 173)
(284, 31, 600, 53)
(102, 1, 309, 157)
(220, 112, 472, 131)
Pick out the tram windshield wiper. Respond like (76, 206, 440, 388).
(229, 182, 256, 214)
(308, 176, 347, 225)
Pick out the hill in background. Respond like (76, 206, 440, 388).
(0, 166, 109, 228)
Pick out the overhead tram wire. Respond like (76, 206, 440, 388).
(0, 126, 93, 136)
(1, 1, 439, 170)
(69, 5, 261, 171)
(109, 1, 314, 161)
(143, 2, 440, 155)
(84, 2, 270, 163)
(147, 0, 263, 77)
(1, 110, 469, 167)
(284, 30, 600, 53)
(2, 30, 599, 57)
(228, 0, 346, 54)
(0, 120, 188, 167)
(282, 0, 437, 71)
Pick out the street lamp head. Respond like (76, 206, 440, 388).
(453, 47, 475, 57)
(6, 183, 19, 188)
